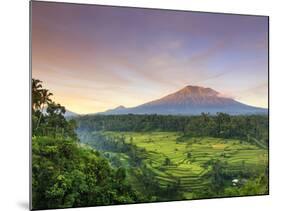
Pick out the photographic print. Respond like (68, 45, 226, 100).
(31, 1, 269, 210)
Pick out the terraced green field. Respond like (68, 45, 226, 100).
(100, 131, 268, 198)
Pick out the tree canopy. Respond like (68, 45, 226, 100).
(32, 78, 143, 209)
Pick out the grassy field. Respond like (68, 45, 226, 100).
(97, 131, 268, 199)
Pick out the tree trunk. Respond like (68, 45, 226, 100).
(35, 104, 44, 130)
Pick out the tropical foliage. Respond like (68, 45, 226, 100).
(76, 113, 268, 146)
(32, 78, 269, 209)
(32, 79, 143, 209)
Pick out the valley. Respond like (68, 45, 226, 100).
(31, 3, 269, 208)
(77, 118, 268, 200)
(32, 78, 269, 209)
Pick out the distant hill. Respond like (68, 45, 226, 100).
(64, 109, 79, 117)
(102, 105, 127, 114)
(99, 85, 267, 115)
(42, 107, 79, 117)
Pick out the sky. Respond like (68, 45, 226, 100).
(32, 1, 268, 114)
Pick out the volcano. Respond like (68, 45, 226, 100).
(100, 85, 267, 115)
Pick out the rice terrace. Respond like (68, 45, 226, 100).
(31, 2, 268, 209)
(76, 114, 269, 201)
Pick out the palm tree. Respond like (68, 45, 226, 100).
(32, 79, 42, 112)
(36, 89, 53, 130)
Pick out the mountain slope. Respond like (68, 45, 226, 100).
(64, 109, 79, 117)
(100, 85, 267, 115)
